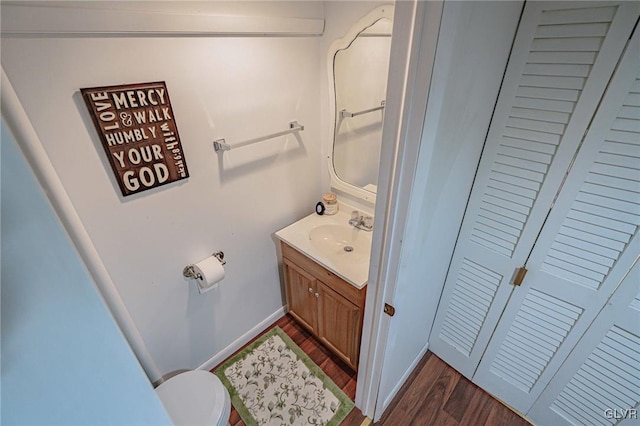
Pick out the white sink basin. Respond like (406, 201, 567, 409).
(275, 207, 373, 288)
(309, 224, 371, 264)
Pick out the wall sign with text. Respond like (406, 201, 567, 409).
(81, 81, 189, 196)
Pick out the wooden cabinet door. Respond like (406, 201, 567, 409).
(317, 281, 362, 369)
(283, 258, 317, 332)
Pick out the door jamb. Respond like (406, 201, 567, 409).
(354, 0, 444, 419)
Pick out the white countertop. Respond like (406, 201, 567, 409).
(275, 207, 372, 289)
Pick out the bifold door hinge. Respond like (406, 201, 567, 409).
(513, 267, 528, 287)
(384, 303, 396, 317)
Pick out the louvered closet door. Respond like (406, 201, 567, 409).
(473, 27, 640, 412)
(527, 260, 640, 426)
(429, 1, 640, 378)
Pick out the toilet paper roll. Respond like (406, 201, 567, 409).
(192, 255, 225, 294)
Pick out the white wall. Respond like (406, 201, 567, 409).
(1, 120, 172, 425)
(1, 2, 324, 376)
(376, 0, 524, 408)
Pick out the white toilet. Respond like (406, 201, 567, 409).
(155, 370, 231, 426)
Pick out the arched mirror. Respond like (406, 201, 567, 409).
(327, 6, 393, 204)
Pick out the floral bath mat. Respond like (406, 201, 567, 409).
(214, 327, 354, 425)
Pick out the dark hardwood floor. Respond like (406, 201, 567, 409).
(376, 352, 531, 426)
(212, 314, 531, 426)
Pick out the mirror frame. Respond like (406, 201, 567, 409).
(326, 5, 394, 205)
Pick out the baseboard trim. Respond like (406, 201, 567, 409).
(378, 342, 430, 419)
(197, 307, 286, 372)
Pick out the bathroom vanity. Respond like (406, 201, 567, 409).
(281, 242, 366, 370)
(275, 208, 371, 370)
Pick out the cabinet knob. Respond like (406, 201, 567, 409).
(309, 287, 313, 293)
(315, 292, 319, 298)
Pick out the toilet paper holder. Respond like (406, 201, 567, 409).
(183, 251, 225, 280)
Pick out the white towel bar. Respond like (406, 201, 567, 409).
(213, 121, 304, 152)
(340, 101, 385, 118)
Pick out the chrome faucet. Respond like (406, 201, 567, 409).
(349, 210, 373, 231)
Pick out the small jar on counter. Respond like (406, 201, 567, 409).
(322, 192, 338, 215)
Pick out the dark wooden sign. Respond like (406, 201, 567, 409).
(81, 81, 189, 196)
